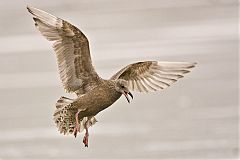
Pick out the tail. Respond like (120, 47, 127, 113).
(53, 97, 97, 135)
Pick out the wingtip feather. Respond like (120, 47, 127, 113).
(26, 5, 37, 15)
(157, 61, 197, 70)
(27, 6, 62, 28)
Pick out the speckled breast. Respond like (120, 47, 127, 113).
(77, 81, 122, 118)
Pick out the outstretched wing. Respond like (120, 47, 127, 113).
(27, 6, 100, 95)
(111, 61, 196, 92)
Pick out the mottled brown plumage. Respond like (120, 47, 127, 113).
(53, 80, 121, 135)
(27, 6, 196, 147)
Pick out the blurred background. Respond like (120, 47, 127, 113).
(0, 0, 238, 159)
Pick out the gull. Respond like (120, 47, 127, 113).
(27, 6, 196, 147)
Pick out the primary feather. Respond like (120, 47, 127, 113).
(27, 6, 100, 95)
(111, 61, 196, 92)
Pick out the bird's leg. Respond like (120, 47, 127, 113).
(73, 109, 81, 138)
(83, 118, 90, 147)
(83, 127, 89, 147)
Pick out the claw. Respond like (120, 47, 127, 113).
(83, 136, 88, 147)
(73, 125, 80, 138)
(83, 133, 89, 147)
(74, 131, 77, 138)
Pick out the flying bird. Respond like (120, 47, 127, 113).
(27, 6, 196, 147)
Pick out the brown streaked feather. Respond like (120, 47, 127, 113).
(54, 97, 97, 135)
(27, 6, 101, 94)
(111, 61, 196, 92)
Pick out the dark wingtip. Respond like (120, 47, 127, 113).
(33, 17, 37, 20)
(26, 5, 32, 13)
(26, 5, 36, 16)
(189, 62, 197, 68)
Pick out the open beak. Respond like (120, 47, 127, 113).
(123, 91, 133, 103)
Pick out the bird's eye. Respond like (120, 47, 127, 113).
(121, 85, 124, 88)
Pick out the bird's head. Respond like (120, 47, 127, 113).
(115, 79, 133, 103)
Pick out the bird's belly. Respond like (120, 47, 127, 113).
(81, 90, 121, 117)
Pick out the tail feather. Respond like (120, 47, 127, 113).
(53, 96, 97, 135)
(53, 97, 75, 135)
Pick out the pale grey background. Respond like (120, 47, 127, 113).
(0, 0, 238, 159)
